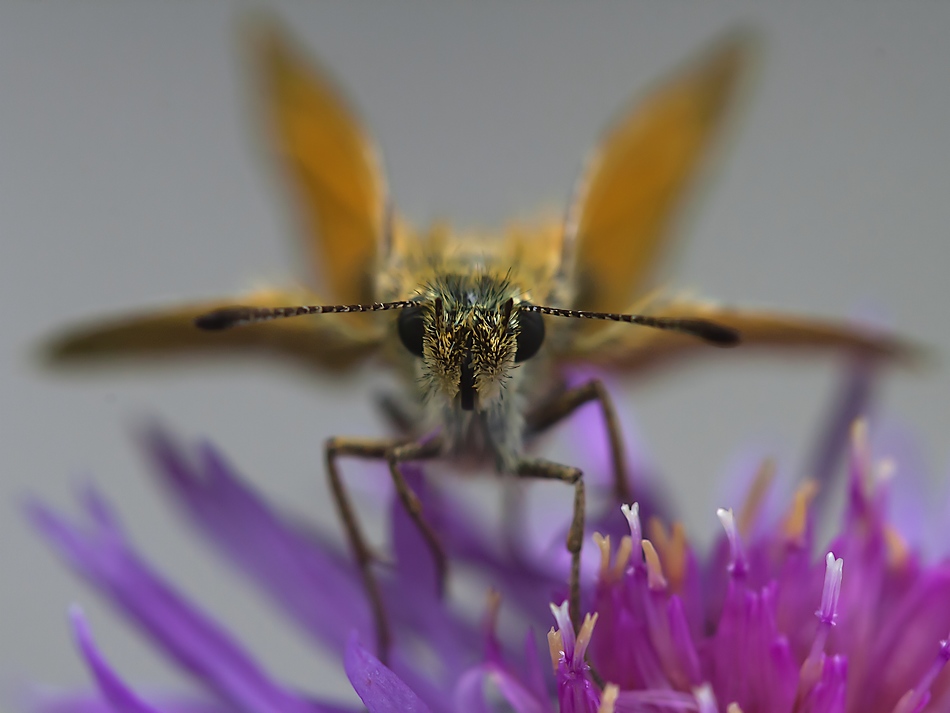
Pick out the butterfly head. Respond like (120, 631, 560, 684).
(396, 274, 544, 412)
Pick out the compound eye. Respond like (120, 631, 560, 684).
(397, 306, 426, 357)
(515, 308, 545, 362)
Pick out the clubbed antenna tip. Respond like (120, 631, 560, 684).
(195, 308, 251, 331)
(679, 319, 741, 347)
(520, 304, 740, 347)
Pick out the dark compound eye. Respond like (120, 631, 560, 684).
(515, 308, 545, 362)
(397, 306, 426, 357)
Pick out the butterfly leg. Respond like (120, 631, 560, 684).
(514, 457, 586, 631)
(324, 434, 444, 663)
(386, 437, 448, 594)
(526, 379, 630, 502)
(325, 436, 399, 659)
(375, 392, 417, 435)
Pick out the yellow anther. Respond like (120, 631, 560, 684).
(782, 480, 818, 545)
(648, 517, 668, 550)
(738, 459, 776, 538)
(884, 524, 910, 569)
(547, 627, 563, 672)
(726, 704, 745, 713)
(891, 689, 919, 713)
(485, 588, 501, 632)
(593, 532, 612, 577)
(641, 539, 667, 590)
(614, 535, 633, 580)
(851, 419, 873, 494)
(578, 612, 599, 650)
(650, 518, 689, 593)
(598, 684, 619, 713)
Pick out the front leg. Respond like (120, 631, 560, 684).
(526, 379, 630, 502)
(324, 434, 443, 663)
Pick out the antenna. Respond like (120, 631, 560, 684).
(520, 304, 740, 347)
(195, 299, 740, 347)
(194, 300, 416, 331)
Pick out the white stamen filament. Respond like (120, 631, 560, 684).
(717, 508, 748, 576)
(809, 552, 844, 662)
(621, 503, 642, 545)
(549, 600, 575, 659)
(817, 552, 844, 625)
(693, 683, 718, 713)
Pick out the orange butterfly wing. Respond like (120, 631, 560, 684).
(568, 32, 752, 314)
(565, 297, 919, 375)
(43, 19, 389, 374)
(41, 288, 380, 373)
(249, 17, 387, 305)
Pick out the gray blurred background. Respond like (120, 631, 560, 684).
(2, 1, 949, 707)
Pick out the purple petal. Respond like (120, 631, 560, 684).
(561, 367, 660, 497)
(387, 467, 479, 674)
(873, 419, 931, 550)
(521, 630, 554, 712)
(553, 661, 600, 713)
(68, 606, 161, 713)
(25, 692, 231, 713)
(613, 689, 701, 711)
(859, 567, 950, 712)
(800, 655, 848, 713)
(450, 669, 491, 713)
(26, 692, 357, 713)
(144, 429, 477, 711)
(487, 666, 547, 713)
(27, 489, 343, 713)
(452, 665, 547, 713)
(391, 466, 440, 599)
(343, 633, 432, 713)
(806, 357, 876, 521)
(450, 629, 551, 713)
(399, 465, 565, 630)
(142, 428, 373, 651)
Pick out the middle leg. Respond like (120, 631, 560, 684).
(386, 436, 448, 594)
(515, 457, 586, 631)
(325, 434, 443, 662)
(526, 379, 630, 502)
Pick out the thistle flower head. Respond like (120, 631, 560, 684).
(19, 370, 950, 713)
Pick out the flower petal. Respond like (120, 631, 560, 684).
(452, 665, 548, 713)
(343, 633, 432, 713)
(27, 488, 342, 713)
(142, 427, 373, 651)
(388, 466, 480, 676)
(68, 606, 162, 713)
(24, 691, 233, 713)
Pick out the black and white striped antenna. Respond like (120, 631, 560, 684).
(195, 299, 740, 347)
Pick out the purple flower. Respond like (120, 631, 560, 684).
(20, 370, 950, 713)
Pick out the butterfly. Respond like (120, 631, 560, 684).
(42, 18, 911, 659)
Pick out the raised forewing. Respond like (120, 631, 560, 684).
(566, 32, 751, 314)
(249, 17, 388, 305)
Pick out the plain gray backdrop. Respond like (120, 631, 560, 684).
(3, 1, 950, 707)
